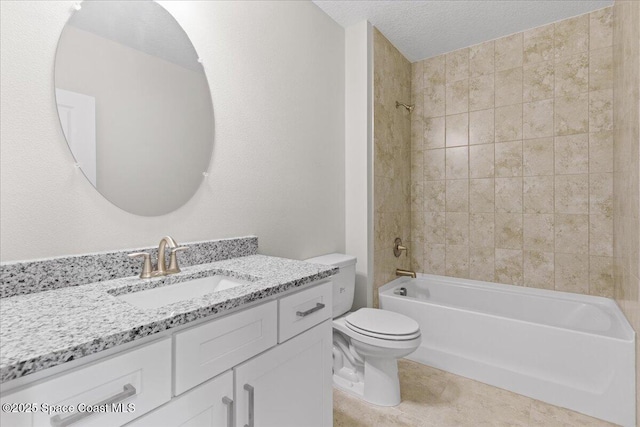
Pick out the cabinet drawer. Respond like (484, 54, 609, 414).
(127, 371, 233, 427)
(174, 300, 277, 395)
(0, 338, 171, 427)
(278, 281, 332, 343)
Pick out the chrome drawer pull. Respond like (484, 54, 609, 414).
(222, 396, 234, 427)
(244, 384, 254, 427)
(296, 302, 325, 317)
(50, 383, 136, 427)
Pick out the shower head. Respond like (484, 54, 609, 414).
(395, 101, 414, 113)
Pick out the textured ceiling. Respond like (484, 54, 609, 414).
(313, 0, 613, 62)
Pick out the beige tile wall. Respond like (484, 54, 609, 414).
(410, 8, 616, 296)
(373, 28, 411, 307)
(372, 4, 636, 421)
(612, 1, 640, 422)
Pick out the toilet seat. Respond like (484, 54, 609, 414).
(333, 316, 421, 351)
(345, 308, 420, 340)
(345, 308, 420, 341)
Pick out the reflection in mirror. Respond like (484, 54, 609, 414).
(55, 0, 213, 216)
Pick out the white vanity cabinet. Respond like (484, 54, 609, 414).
(234, 320, 332, 427)
(233, 280, 332, 427)
(1, 280, 333, 427)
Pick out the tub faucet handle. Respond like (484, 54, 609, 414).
(128, 252, 153, 279)
(394, 237, 407, 257)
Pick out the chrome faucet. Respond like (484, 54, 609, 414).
(128, 236, 187, 278)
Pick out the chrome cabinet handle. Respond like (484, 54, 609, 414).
(244, 384, 254, 427)
(296, 302, 325, 317)
(222, 396, 234, 427)
(50, 383, 136, 427)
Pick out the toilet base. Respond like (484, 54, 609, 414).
(363, 357, 401, 406)
(332, 355, 402, 407)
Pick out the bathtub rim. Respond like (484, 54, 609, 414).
(379, 273, 635, 343)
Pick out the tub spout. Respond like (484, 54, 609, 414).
(396, 268, 416, 278)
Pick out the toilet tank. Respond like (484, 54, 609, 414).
(304, 253, 357, 318)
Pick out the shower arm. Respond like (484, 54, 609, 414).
(395, 101, 414, 112)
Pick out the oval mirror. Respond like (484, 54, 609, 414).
(54, 0, 213, 216)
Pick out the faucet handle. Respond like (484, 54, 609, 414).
(128, 252, 153, 278)
(393, 237, 407, 257)
(167, 246, 188, 274)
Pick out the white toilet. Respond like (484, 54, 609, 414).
(305, 253, 421, 407)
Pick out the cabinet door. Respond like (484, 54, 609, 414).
(127, 371, 233, 427)
(234, 320, 332, 427)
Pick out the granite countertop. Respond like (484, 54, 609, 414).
(0, 255, 337, 383)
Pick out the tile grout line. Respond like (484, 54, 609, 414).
(587, 11, 591, 296)
(466, 48, 471, 278)
(493, 40, 500, 282)
(552, 20, 557, 293)
(520, 53, 525, 287)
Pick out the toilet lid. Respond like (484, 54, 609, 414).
(345, 308, 420, 338)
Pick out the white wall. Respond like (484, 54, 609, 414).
(345, 20, 373, 309)
(0, 1, 345, 261)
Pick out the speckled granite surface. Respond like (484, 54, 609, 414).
(0, 236, 258, 298)
(0, 255, 337, 383)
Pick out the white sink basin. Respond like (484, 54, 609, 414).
(117, 275, 253, 309)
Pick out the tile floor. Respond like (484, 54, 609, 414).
(333, 359, 616, 426)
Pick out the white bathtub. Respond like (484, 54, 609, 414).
(379, 274, 636, 427)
